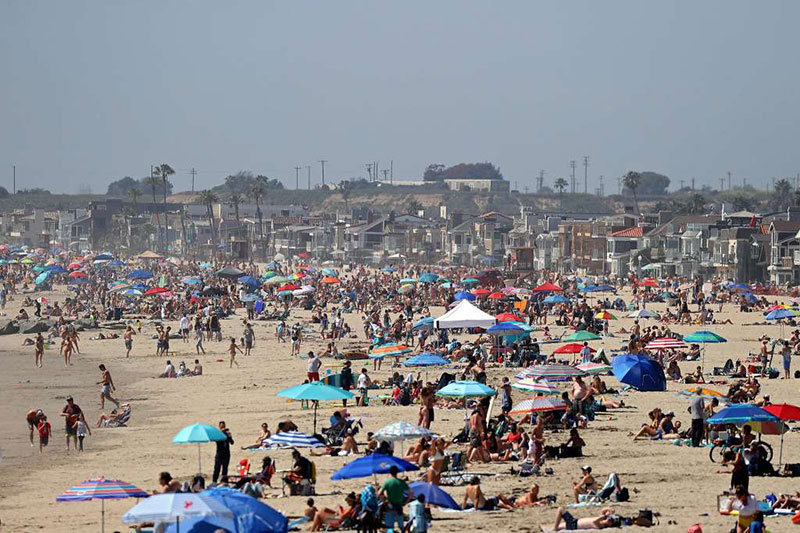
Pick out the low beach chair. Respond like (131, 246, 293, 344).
(102, 404, 131, 427)
(439, 452, 469, 486)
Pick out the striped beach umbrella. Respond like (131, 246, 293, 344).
(594, 310, 618, 320)
(374, 422, 434, 442)
(509, 397, 567, 415)
(369, 343, 413, 359)
(262, 431, 325, 448)
(512, 378, 560, 395)
(520, 364, 586, 381)
(575, 362, 612, 374)
(58, 478, 148, 533)
(645, 337, 687, 350)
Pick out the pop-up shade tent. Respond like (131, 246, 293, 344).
(433, 299, 497, 330)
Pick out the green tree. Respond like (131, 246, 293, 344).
(407, 197, 422, 215)
(128, 187, 141, 209)
(153, 164, 175, 206)
(251, 181, 266, 256)
(771, 178, 793, 211)
(554, 177, 568, 208)
(622, 171, 643, 214)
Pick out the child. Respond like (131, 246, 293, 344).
(228, 337, 242, 368)
(74, 413, 91, 451)
(408, 494, 428, 533)
(37, 415, 51, 453)
(136, 319, 142, 334)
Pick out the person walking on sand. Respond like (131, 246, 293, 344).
(195, 323, 206, 354)
(123, 325, 135, 357)
(34, 332, 44, 368)
(98, 364, 120, 409)
(179, 313, 190, 343)
(62, 333, 74, 366)
(61, 396, 82, 451)
(243, 322, 254, 356)
(73, 413, 91, 451)
(228, 337, 242, 368)
(37, 415, 51, 454)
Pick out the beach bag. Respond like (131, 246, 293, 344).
(634, 509, 653, 527)
(615, 487, 630, 502)
(687, 525, 702, 533)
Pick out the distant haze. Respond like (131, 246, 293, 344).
(2, 1, 799, 193)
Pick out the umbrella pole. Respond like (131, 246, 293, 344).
(780, 432, 784, 466)
(314, 402, 318, 434)
(198, 443, 202, 475)
(101, 499, 105, 533)
(177, 516, 180, 533)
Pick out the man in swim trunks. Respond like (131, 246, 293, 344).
(60, 396, 82, 451)
(97, 364, 120, 409)
(461, 476, 514, 511)
(26, 408, 45, 445)
(547, 506, 620, 530)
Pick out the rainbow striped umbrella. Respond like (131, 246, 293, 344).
(575, 362, 612, 374)
(512, 378, 560, 395)
(645, 337, 687, 350)
(519, 364, 585, 381)
(594, 310, 618, 320)
(369, 343, 413, 359)
(510, 397, 567, 415)
(57, 478, 148, 533)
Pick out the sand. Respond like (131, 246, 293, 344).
(1, 287, 799, 533)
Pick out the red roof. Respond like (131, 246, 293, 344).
(609, 227, 643, 238)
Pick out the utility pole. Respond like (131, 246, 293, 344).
(366, 163, 373, 182)
(570, 160, 576, 194)
(375, 161, 379, 182)
(390, 160, 393, 184)
(190, 168, 197, 193)
(524, 185, 529, 194)
(294, 167, 301, 190)
(382, 169, 389, 181)
(599, 175, 604, 197)
(319, 160, 327, 186)
(538, 170, 545, 193)
(680, 179, 685, 190)
(719, 177, 725, 191)
(12, 165, 15, 195)
(743, 177, 747, 188)
(307, 165, 311, 190)
(727, 171, 732, 190)
(772, 177, 776, 191)
(691, 177, 695, 190)
(582, 156, 589, 194)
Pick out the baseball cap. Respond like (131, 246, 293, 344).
(581, 465, 592, 473)
(65, 396, 73, 402)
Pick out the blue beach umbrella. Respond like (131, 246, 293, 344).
(331, 453, 418, 480)
(611, 354, 666, 391)
(173, 423, 228, 474)
(127, 269, 153, 280)
(707, 404, 781, 426)
(108, 259, 126, 268)
(160, 487, 288, 533)
(48, 265, 68, 274)
(412, 317, 434, 331)
(238, 275, 260, 288)
(407, 482, 460, 510)
(419, 272, 439, 283)
(278, 382, 354, 432)
(765, 308, 798, 321)
(436, 380, 496, 398)
(453, 291, 476, 301)
(543, 294, 569, 304)
(486, 322, 526, 336)
(182, 276, 203, 285)
(403, 353, 450, 367)
(34, 271, 51, 285)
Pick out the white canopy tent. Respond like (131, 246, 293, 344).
(434, 299, 497, 329)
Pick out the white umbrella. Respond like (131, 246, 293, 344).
(374, 422, 434, 442)
(122, 493, 234, 533)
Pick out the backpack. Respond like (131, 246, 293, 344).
(615, 487, 630, 502)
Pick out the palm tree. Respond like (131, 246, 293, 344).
(251, 182, 266, 258)
(228, 193, 243, 221)
(554, 178, 569, 209)
(622, 171, 643, 214)
(407, 198, 422, 215)
(255, 175, 271, 256)
(128, 187, 141, 210)
(198, 190, 219, 256)
(772, 178, 792, 211)
(154, 164, 175, 206)
(143, 176, 162, 251)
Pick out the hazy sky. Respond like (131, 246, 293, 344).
(2, 1, 799, 194)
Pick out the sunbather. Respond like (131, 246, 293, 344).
(546, 506, 621, 531)
(309, 491, 357, 531)
(461, 476, 514, 511)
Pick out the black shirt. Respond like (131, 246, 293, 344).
(340, 366, 353, 389)
(216, 430, 234, 456)
(294, 456, 312, 479)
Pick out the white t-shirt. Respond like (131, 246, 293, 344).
(307, 356, 321, 373)
(179, 316, 190, 330)
(357, 373, 370, 389)
(728, 494, 757, 518)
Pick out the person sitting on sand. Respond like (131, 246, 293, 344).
(560, 428, 586, 458)
(310, 429, 359, 457)
(241, 423, 272, 450)
(666, 360, 682, 381)
(572, 465, 598, 502)
(631, 408, 662, 440)
(461, 476, 515, 511)
(95, 403, 130, 427)
(159, 360, 176, 378)
(546, 506, 621, 531)
(192, 359, 203, 376)
(16, 308, 29, 320)
(153, 471, 181, 494)
(309, 491, 358, 531)
(513, 483, 549, 508)
(683, 365, 705, 384)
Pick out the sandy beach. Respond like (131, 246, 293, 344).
(1, 287, 799, 533)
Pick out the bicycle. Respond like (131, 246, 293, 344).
(708, 439, 773, 463)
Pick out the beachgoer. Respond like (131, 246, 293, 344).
(26, 408, 45, 445)
(60, 396, 82, 451)
(228, 337, 242, 368)
(37, 415, 51, 454)
(212, 420, 234, 483)
(547, 506, 620, 531)
(380, 465, 413, 530)
(98, 364, 120, 409)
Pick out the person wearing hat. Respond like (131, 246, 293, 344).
(572, 465, 598, 503)
(60, 396, 83, 451)
(25, 408, 45, 446)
